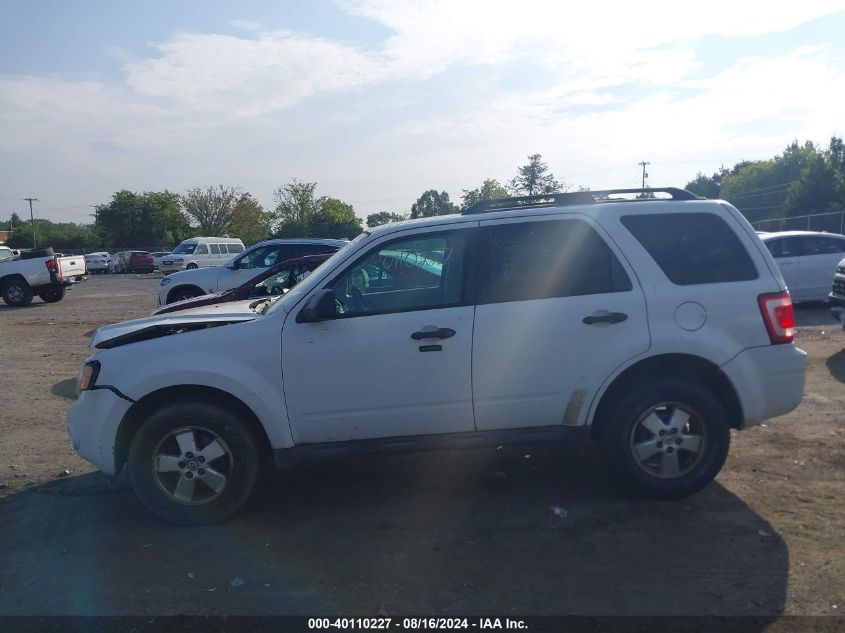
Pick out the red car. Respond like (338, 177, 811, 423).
(153, 254, 331, 315)
(124, 251, 155, 274)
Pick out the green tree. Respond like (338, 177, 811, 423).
(461, 178, 509, 210)
(409, 190, 457, 218)
(509, 154, 564, 196)
(229, 193, 273, 245)
(311, 198, 363, 239)
(273, 180, 363, 239)
(366, 211, 406, 227)
(96, 190, 188, 248)
(720, 141, 819, 222)
(783, 137, 845, 215)
(181, 185, 240, 236)
(685, 169, 729, 199)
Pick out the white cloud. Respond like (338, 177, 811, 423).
(1, 1, 845, 219)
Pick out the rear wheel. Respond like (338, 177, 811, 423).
(1, 278, 34, 307)
(127, 400, 260, 525)
(39, 288, 66, 303)
(597, 379, 730, 499)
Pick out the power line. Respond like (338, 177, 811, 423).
(730, 181, 796, 199)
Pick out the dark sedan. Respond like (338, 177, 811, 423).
(152, 253, 331, 315)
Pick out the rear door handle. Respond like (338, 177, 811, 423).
(411, 328, 456, 340)
(582, 312, 628, 325)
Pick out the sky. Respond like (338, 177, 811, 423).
(2, 0, 845, 225)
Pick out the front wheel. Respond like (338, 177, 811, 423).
(127, 400, 260, 525)
(186, 263, 198, 270)
(39, 288, 66, 303)
(597, 379, 730, 499)
(168, 287, 203, 304)
(1, 278, 34, 307)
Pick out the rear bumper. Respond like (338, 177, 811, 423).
(721, 344, 806, 429)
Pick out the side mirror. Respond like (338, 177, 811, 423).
(227, 261, 237, 270)
(297, 289, 337, 323)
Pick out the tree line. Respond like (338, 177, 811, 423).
(685, 136, 845, 224)
(4, 141, 844, 251)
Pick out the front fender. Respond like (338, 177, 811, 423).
(95, 315, 293, 450)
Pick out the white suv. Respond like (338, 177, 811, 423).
(68, 188, 806, 524)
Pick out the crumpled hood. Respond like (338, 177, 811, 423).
(90, 300, 260, 349)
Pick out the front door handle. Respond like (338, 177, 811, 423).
(411, 328, 456, 340)
(582, 312, 628, 325)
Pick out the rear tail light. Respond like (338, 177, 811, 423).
(758, 291, 795, 344)
(45, 257, 64, 284)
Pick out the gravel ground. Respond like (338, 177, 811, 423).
(0, 274, 843, 619)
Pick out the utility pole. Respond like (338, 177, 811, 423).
(638, 161, 650, 191)
(89, 204, 99, 223)
(24, 197, 39, 249)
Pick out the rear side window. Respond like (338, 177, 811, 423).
(621, 213, 758, 285)
(482, 218, 632, 304)
(799, 236, 845, 255)
(210, 244, 221, 255)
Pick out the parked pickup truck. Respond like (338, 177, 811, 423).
(0, 248, 87, 307)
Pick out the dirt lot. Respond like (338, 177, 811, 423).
(1, 274, 844, 618)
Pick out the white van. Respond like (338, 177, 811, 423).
(159, 237, 245, 274)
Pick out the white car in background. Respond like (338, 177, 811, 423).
(150, 252, 171, 271)
(159, 237, 246, 274)
(157, 238, 346, 306)
(84, 252, 112, 274)
(760, 231, 845, 301)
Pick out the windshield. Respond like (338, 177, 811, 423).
(264, 232, 368, 315)
(172, 243, 197, 255)
(0, 247, 13, 261)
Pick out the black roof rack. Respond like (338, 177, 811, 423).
(461, 187, 702, 215)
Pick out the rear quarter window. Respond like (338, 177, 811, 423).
(621, 212, 758, 285)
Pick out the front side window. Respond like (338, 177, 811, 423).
(194, 244, 208, 255)
(765, 238, 798, 258)
(172, 243, 197, 255)
(253, 266, 295, 296)
(236, 245, 279, 269)
(328, 231, 468, 317)
(622, 212, 758, 285)
(482, 219, 632, 303)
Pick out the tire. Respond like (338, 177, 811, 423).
(127, 400, 260, 525)
(38, 287, 66, 303)
(597, 379, 730, 499)
(1, 278, 34, 307)
(186, 263, 198, 270)
(168, 286, 203, 304)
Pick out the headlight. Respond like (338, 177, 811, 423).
(76, 361, 101, 394)
(837, 265, 845, 275)
(160, 277, 172, 287)
(174, 258, 184, 263)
